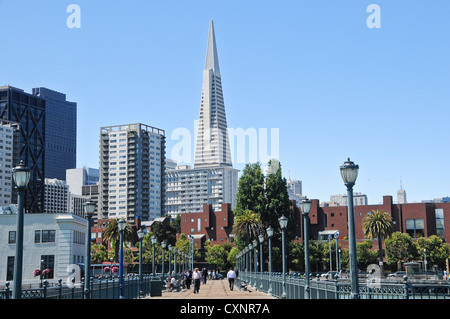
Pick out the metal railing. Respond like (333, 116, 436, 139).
(1, 274, 164, 300)
(236, 271, 450, 299)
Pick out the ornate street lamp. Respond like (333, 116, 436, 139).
(118, 218, 127, 299)
(12, 160, 30, 299)
(161, 241, 167, 280)
(258, 234, 264, 290)
(279, 215, 288, 299)
(151, 235, 157, 277)
(83, 201, 96, 299)
(168, 244, 172, 276)
(137, 229, 145, 296)
(340, 158, 360, 299)
(173, 247, 178, 276)
(266, 227, 274, 295)
(301, 198, 312, 299)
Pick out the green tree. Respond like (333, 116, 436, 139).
(231, 209, 264, 247)
(322, 239, 343, 272)
(385, 232, 418, 269)
(356, 240, 378, 270)
(91, 243, 108, 264)
(205, 243, 230, 271)
(227, 247, 239, 268)
(103, 218, 135, 262)
(152, 219, 177, 246)
(265, 159, 292, 234)
(416, 235, 450, 269)
(362, 210, 394, 272)
(234, 163, 266, 218)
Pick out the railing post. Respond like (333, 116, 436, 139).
(43, 280, 48, 299)
(5, 282, 10, 299)
(403, 276, 409, 299)
(58, 279, 63, 299)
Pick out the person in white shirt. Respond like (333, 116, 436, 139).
(227, 268, 236, 291)
(193, 268, 202, 294)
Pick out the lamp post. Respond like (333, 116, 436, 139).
(161, 241, 166, 280)
(334, 231, 340, 275)
(340, 158, 360, 299)
(266, 227, 273, 295)
(258, 234, 264, 290)
(151, 235, 157, 277)
(83, 201, 96, 299)
(118, 218, 126, 299)
(301, 198, 312, 299)
(12, 160, 30, 299)
(173, 247, 177, 277)
(244, 246, 249, 272)
(137, 229, 144, 296)
(248, 244, 253, 285)
(424, 249, 427, 280)
(168, 245, 172, 276)
(328, 234, 333, 272)
(279, 215, 288, 299)
(253, 239, 258, 274)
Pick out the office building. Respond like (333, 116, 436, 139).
(66, 167, 99, 196)
(0, 212, 87, 285)
(397, 179, 407, 204)
(44, 178, 69, 214)
(0, 86, 45, 214)
(0, 122, 16, 205)
(165, 21, 238, 216)
(296, 195, 450, 250)
(329, 192, 368, 206)
(82, 183, 99, 224)
(287, 179, 302, 196)
(165, 165, 238, 215)
(194, 20, 232, 169)
(99, 123, 166, 222)
(32, 87, 77, 180)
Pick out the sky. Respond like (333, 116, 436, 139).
(0, 0, 449, 204)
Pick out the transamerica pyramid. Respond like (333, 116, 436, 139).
(194, 20, 233, 168)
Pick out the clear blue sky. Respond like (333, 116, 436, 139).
(1, 0, 449, 204)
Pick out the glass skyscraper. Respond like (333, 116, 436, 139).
(32, 87, 77, 180)
(0, 85, 45, 213)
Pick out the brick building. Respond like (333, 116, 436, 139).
(180, 203, 233, 251)
(297, 195, 450, 250)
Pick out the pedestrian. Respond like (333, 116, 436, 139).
(227, 268, 236, 291)
(185, 270, 191, 289)
(202, 268, 208, 284)
(193, 268, 202, 294)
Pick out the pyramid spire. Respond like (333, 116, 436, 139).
(194, 20, 232, 168)
(205, 20, 220, 74)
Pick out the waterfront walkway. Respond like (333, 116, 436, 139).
(147, 278, 276, 299)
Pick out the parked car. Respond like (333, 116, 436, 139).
(388, 271, 406, 277)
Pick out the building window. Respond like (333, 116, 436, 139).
(40, 255, 55, 279)
(42, 230, 56, 243)
(435, 208, 445, 239)
(35, 230, 41, 243)
(8, 231, 16, 244)
(406, 219, 424, 239)
(7, 256, 14, 281)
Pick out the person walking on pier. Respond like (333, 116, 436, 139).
(227, 268, 236, 291)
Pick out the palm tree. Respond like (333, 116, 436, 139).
(232, 209, 264, 246)
(362, 210, 394, 274)
(103, 218, 135, 262)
